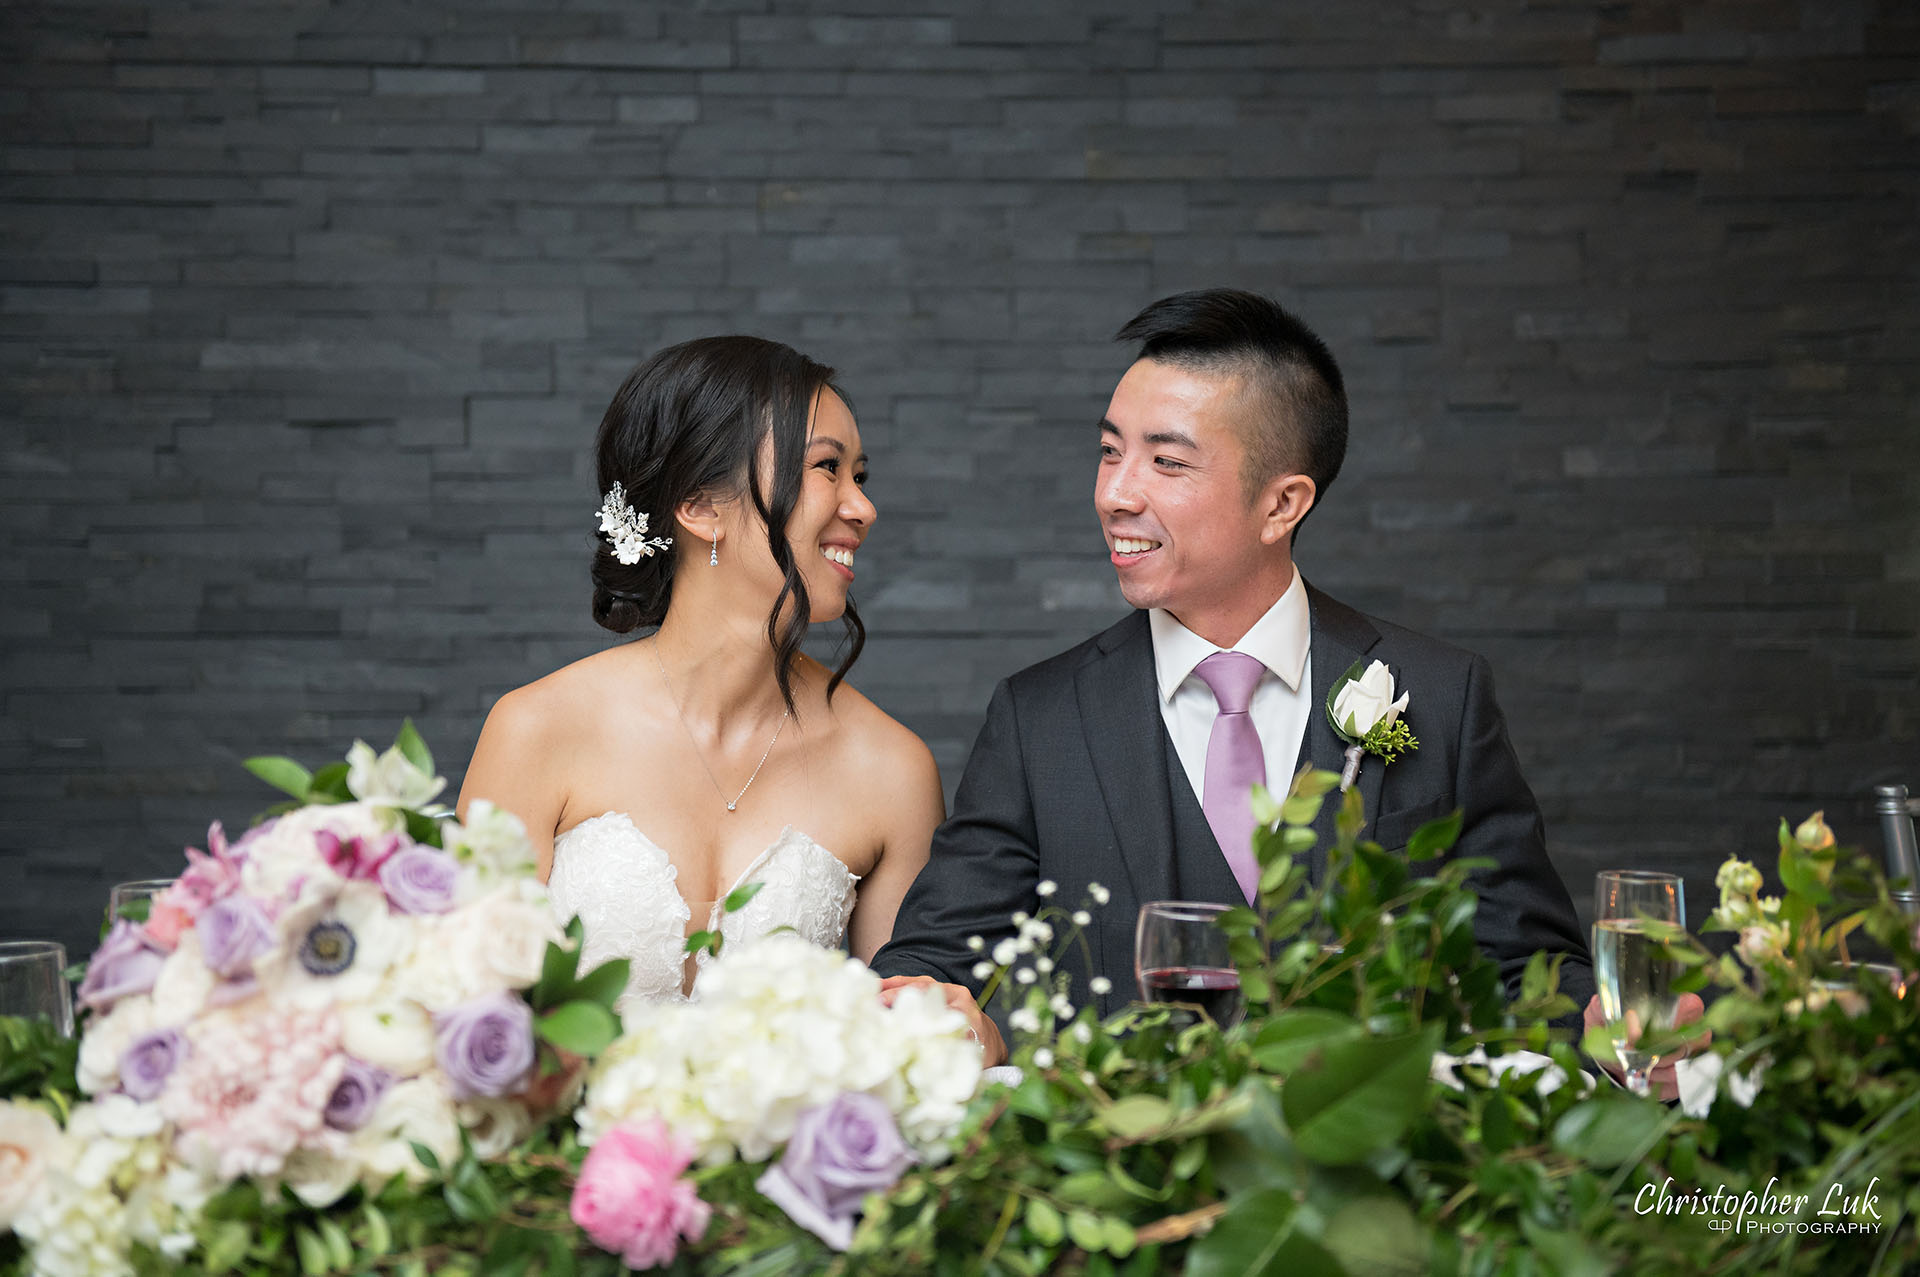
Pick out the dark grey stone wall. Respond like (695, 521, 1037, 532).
(4, 1, 1917, 960)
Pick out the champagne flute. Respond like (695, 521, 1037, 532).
(107, 877, 176, 925)
(0, 941, 74, 1037)
(1591, 870, 1685, 1095)
(1135, 901, 1243, 1028)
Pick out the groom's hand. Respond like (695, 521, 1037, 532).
(1582, 993, 1709, 1101)
(878, 975, 1006, 1067)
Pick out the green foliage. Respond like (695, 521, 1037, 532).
(0, 1015, 78, 1109)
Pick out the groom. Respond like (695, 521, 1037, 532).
(875, 288, 1595, 1050)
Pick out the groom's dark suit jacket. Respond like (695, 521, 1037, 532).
(874, 583, 1595, 1026)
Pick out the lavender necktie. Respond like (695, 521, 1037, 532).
(1194, 651, 1266, 904)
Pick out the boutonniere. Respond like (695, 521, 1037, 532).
(1326, 658, 1419, 792)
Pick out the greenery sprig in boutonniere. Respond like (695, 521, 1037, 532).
(1326, 657, 1418, 791)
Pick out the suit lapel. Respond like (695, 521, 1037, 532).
(1295, 584, 1384, 882)
(1075, 612, 1179, 911)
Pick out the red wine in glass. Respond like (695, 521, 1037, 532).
(1139, 965, 1243, 1026)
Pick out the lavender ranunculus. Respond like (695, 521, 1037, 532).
(754, 1092, 916, 1251)
(197, 894, 275, 978)
(324, 1057, 392, 1131)
(78, 920, 166, 1013)
(434, 993, 535, 1101)
(377, 846, 460, 915)
(119, 1028, 187, 1101)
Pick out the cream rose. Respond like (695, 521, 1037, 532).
(0, 1100, 66, 1227)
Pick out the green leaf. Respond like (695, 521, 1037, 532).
(1550, 1096, 1674, 1168)
(723, 879, 768, 914)
(1518, 1219, 1612, 1277)
(1096, 1094, 1175, 1140)
(1067, 1210, 1107, 1253)
(1280, 794, 1324, 827)
(1025, 1198, 1064, 1246)
(1291, 768, 1340, 799)
(529, 926, 583, 1010)
(1280, 1023, 1441, 1165)
(317, 1215, 353, 1272)
(244, 755, 311, 801)
(360, 1202, 393, 1256)
(409, 1140, 441, 1173)
(1323, 1195, 1427, 1277)
(308, 761, 352, 802)
(684, 929, 720, 957)
(1186, 1188, 1343, 1277)
(1258, 854, 1294, 895)
(1404, 810, 1462, 862)
(294, 1226, 328, 1276)
(570, 958, 632, 1012)
(1249, 1010, 1363, 1075)
(394, 718, 433, 777)
(535, 1001, 619, 1056)
(1249, 784, 1282, 829)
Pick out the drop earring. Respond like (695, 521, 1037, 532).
(709, 536, 718, 567)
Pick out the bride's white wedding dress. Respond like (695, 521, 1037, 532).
(546, 812, 860, 1010)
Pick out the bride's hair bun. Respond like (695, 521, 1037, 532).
(589, 335, 866, 709)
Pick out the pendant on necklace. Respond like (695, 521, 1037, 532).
(726, 801, 737, 812)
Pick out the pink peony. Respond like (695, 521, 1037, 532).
(160, 1006, 345, 1181)
(571, 1119, 710, 1270)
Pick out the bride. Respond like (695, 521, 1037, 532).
(457, 335, 950, 1014)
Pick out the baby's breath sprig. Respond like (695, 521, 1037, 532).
(964, 882, 1110, 1065)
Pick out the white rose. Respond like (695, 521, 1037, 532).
(1331, 659, 1409, 737)
(454, 887, 563, 990)
(345, 740, 447, 809)
(148, 931, 214, 1025)
(0, 1100, 66, 1228)
(282, 1146, 360, 1209)
(339, 992, 437, 1076)
(354, 1076, 460, 1187)
(457, 1097, 533, 1159)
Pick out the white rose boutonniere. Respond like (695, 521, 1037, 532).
(1326, 658, 1418, 791)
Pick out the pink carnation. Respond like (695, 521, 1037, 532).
(571, 1119, 710, 1270)
(160, 1006, 345, 1181)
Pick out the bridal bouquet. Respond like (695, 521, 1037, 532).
(8, 726, 621, 1277)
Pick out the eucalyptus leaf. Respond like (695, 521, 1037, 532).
(394, 717, 433, 777)
(1024, 1198, 1063, 1246)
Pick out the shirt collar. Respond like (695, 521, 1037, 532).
(1148, 571, 1311, 703)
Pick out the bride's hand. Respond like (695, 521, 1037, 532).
(878, 974, 1006, 1067)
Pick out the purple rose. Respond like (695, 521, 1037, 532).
(78, 920, 166, 1013)
(325, 1057, 392, 1131)
(197, 894, 275, 978)
(119, 1027, 186, 1101)
(755, 1092, 915, 1251)
(435, 992, 535, 1100)
(377, 846, 459, 915)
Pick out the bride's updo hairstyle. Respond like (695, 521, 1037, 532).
(591, 334, 864, 713)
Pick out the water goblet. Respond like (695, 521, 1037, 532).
(1591, 870, 1686, 1096)
(1135, 901, 1243, 1028)
(107, 877, 176, 925)
(0, 940, 74, 1037)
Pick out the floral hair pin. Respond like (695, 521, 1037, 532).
(597, 481, 674, 565)
(1326, 658, 1418, 791)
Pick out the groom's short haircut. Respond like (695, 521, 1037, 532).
(1115, 289, 1348, 535)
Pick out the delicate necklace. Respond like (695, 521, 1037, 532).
(650, 639, 789, 813)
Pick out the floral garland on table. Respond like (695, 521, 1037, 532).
(1, 725, 627, 1277)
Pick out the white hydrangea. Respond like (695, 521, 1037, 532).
(578, 934, 982, 1164)
(12, 1097, 198, 1277)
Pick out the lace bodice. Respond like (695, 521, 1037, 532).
(546, 813, 860, 1011)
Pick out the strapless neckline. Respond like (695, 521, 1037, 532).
(546, 811, 861, 1010)
(554, 811, 854, 930)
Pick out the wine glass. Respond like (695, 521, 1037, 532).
(1135, 901, 1243, 1028)
(1591, 870, 1685, 1095)
(0, 941, 74, 1036)
(107, 877, 176, 924)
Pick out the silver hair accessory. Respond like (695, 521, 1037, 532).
(597, 482, 674, 565)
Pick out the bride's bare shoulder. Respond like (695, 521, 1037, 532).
(484, 644, 646, 744)
(803, 663, 939, 790)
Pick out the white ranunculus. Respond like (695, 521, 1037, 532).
(444, 800, 539, 883)
(345, 740, 447, 809)
(450, 886, 563, 991)
(338, 991, 437, 1076)
(281, 1146, 360, 1210)
(1331, 659, 1409, 738)
(0, 1099, 66, 1228)
(148, 931, 215, 1026)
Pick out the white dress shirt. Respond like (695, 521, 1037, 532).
(1149, 572, 1313, 807)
